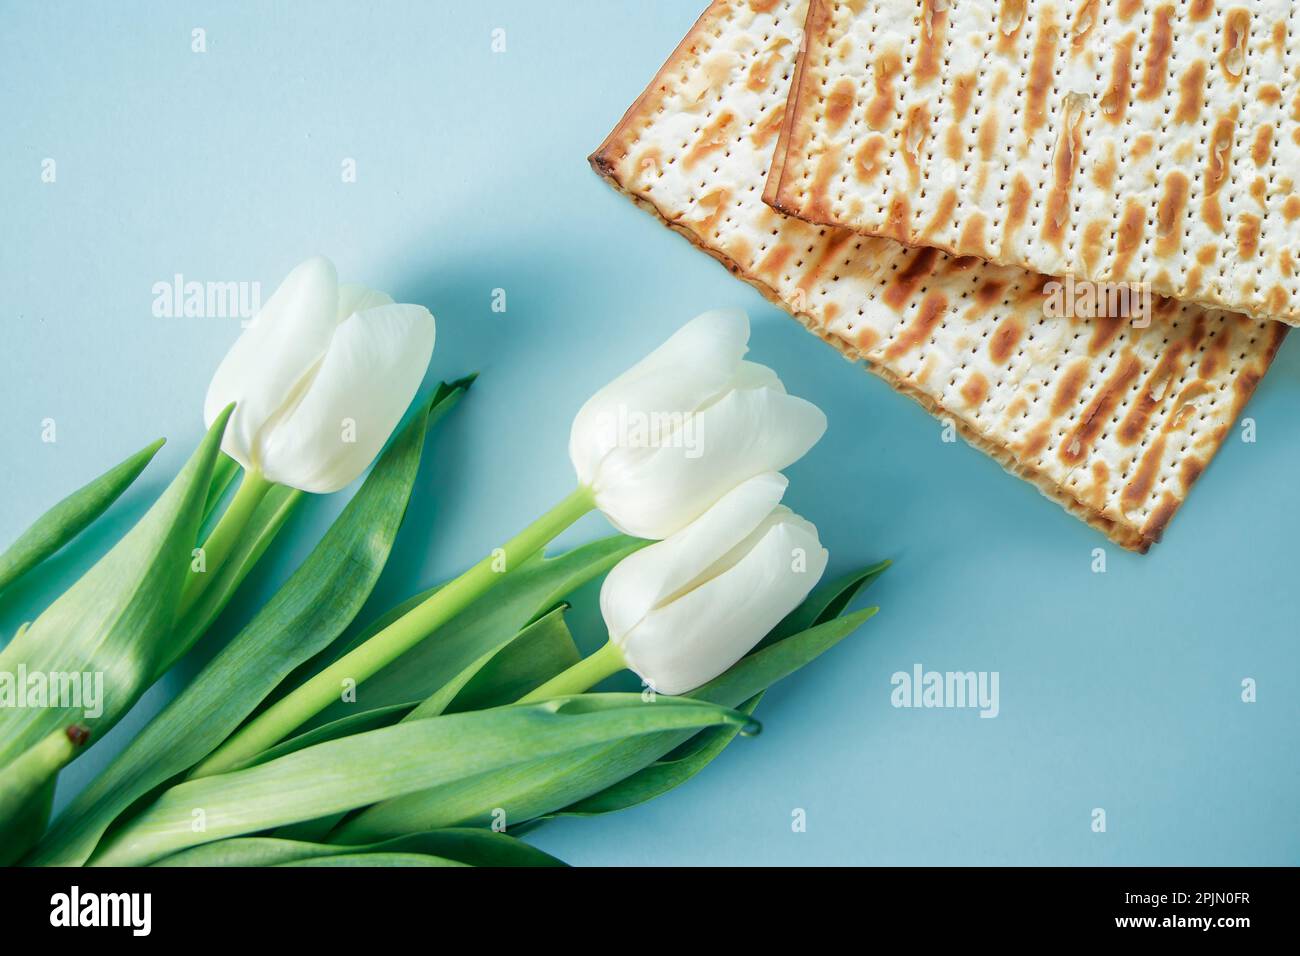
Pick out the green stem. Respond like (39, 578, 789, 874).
(178, 469, 273, 617)
(517, 640, 626, 703)
(192, 485, 597, 778)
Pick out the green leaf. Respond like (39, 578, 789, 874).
(248, 703, 417, 769)
(282, 853, 465, 867)
(28, 380, 471, 867)
(440, 604, 581, 712)
(380, 828, 566, 867)
(153, 829, 564, 867)
(201, 454, 241, 528)
(406, 603, 581, 721)
(303, 535, 644, 727)
(0, 438, 166, 597)
(88, 694, 756, 866)
(166, 484, 303, 677)
(0, 725, 91, 865)
(333, 606, 878, 842)
(0, 411, 229, 769)
(239, 589, 582, 772)
(557, 694, 762, 816)
(264, 606, 580, 842)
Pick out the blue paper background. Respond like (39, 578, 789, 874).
(2, 1, 1297, 866)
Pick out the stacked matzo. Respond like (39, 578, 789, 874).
(591, 0, 1286, 551)
(767, 0, 1300, 325)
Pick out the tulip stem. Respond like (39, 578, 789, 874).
(191, 484, 597, 778)
(178, 469, 274, 617)
(517, 640, 627, 703)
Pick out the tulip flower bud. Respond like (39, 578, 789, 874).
(600, 472, 829, 695)
(203, 256, 436, 493)
(569, 309, 827, 539)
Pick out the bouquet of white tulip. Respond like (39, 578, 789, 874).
(0, 257, 887, 867)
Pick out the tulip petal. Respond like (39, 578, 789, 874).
(729, 360, 785, 394)
(592, 386, 827, 539)
(204, 256, 341, 471)
(256, 303, 436, 493)
(600, 473, 788, 642)
(617, 514, 829, 695)
(337, 284, 394, 319)
(569, 309, 751, 485)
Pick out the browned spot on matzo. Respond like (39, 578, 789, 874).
(1044, 93, 1087, 249)
(1202, 109, 1238, 233)
(684, 111, 736, 168)
(902, 104, 930, 190)
(988, 316, 1025, 366)
(1092, 141, 1117, 190)
(1001, 173, 1033, 257)
(961, 372, 990, 408)
(922, 188, 958, 242)
(1070, 0, 1098, 50)
(747, 40, 791, 92)
(1102, 33, 1137, 125)
(1080, 220, 1107, 274)
(1051, 360, 1091, 416)
(997, 0, 1027, 53)
(917, 0, 949, 86)
(1271, 19, 1287, 56)
(1252, 126, 1273, 167)
(853, 135, 886, 182)
(1220, 9, 1251, 83)
(977, 109, 1000, 162)
(1059, 353, 1144, 466)
(804, 143, 842, 221)
(1122, 435, 1168, 512)
(1023, 6, 1060, 144)
(951, 72, 976, 120)
(1174, 60, 1208, 124)
(882, 246, 941, 310)
(1088, 313, 1125, 356)
(865, 48, 901, 131)
(885, 290, 948, 359)
(1155, 171, 1190, 257)
(958, 213, 990, 258)
(1137, 5, 1175, 101)
(824, 78, 855, 133)
(1112, 200, 1147, 279)
(1238, 214, 1261, 259)
(1118, 347, 1185, 445)
(882, 194, 912, 243)
(751, 104, 787, 148)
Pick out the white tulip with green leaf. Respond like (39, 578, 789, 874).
(2, 275, 886, 869)
(195, 308, 828, 774)
(188, 256, 436, 609)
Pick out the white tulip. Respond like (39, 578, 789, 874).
(203, 256, 436, 493)
(599, 472, 829, 695)
(569, 309, 827, 540)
